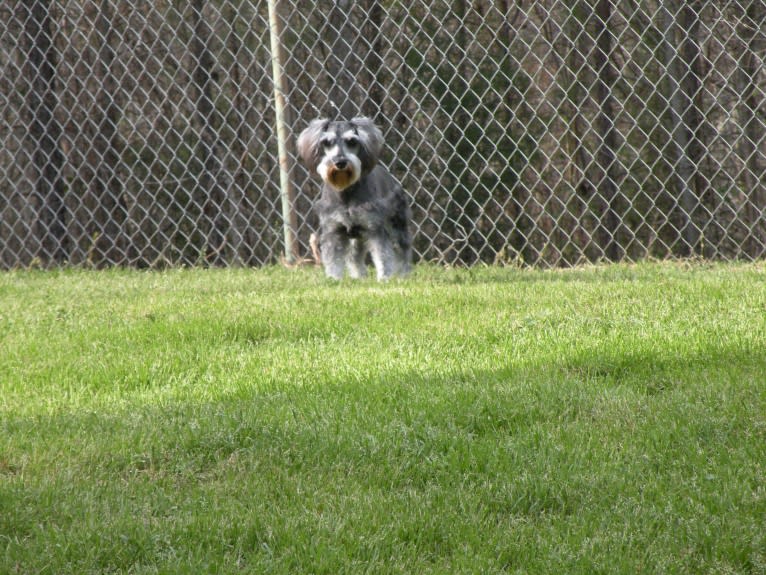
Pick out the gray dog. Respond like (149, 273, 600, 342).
(297, 117, 412, 280)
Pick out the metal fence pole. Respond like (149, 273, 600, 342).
(267, 0, 297, 264)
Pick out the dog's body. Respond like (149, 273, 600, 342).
(298, 117, 412, 280)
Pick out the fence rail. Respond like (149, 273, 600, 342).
(2, 1, 765, 268)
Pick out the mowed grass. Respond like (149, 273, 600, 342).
(1, 263, 765, 574)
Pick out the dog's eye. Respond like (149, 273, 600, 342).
(344, 137, 359, 150)
(320, 138, 334, 150)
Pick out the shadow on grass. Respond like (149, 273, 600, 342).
(4, 335, 764, 574)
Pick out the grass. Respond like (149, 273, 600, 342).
(1, 262, 765, 574)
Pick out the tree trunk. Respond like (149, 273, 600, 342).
(659, 3, 699, 257)
(443, 0, 479, 265)
(191, 0, 228, 265)
(21, 0, 68, 265)
(88, 0, 124, 266)
(592, 0, 622, 261)
(225, 3, 249, 265)
(498, 0, 535, 264)
(361, 0, 385, 118)
(326, 0, 358, 118)
(676, 1, 706, 255)
(324, 0, 384, 119)
(556, 0, 599, 260)
(737, 3, 766, 258)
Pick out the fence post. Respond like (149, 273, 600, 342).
(267, 0, 298, 264)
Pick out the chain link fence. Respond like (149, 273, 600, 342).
(2, 1, 765, 269)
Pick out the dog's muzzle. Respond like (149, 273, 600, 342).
(326, 158, 355, 190)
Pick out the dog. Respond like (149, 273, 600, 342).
(297, 117, 412, 280)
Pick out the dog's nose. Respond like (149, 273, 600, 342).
(333, 158, 348, 170)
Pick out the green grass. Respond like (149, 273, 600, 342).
(1, 263, 765, 574)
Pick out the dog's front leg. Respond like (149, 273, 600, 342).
(346, 239, 368, 279)
(368, 236, 396, 280)
(320, 232, 347, 279)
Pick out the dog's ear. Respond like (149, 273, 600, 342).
(297, 119, 329, 171)
(351, 117, 384, 171)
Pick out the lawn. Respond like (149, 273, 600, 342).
(1, 263, 765, 574)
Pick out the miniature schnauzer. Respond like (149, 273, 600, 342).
(297, 117, 412, 280)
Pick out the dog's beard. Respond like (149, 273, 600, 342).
(325, 166, 357, 190)
(318, 157, 362, 192)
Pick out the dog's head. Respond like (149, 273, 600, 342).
(297, 117, 384, 192)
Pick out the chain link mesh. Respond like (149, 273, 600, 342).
(2, 1, 765, 268)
